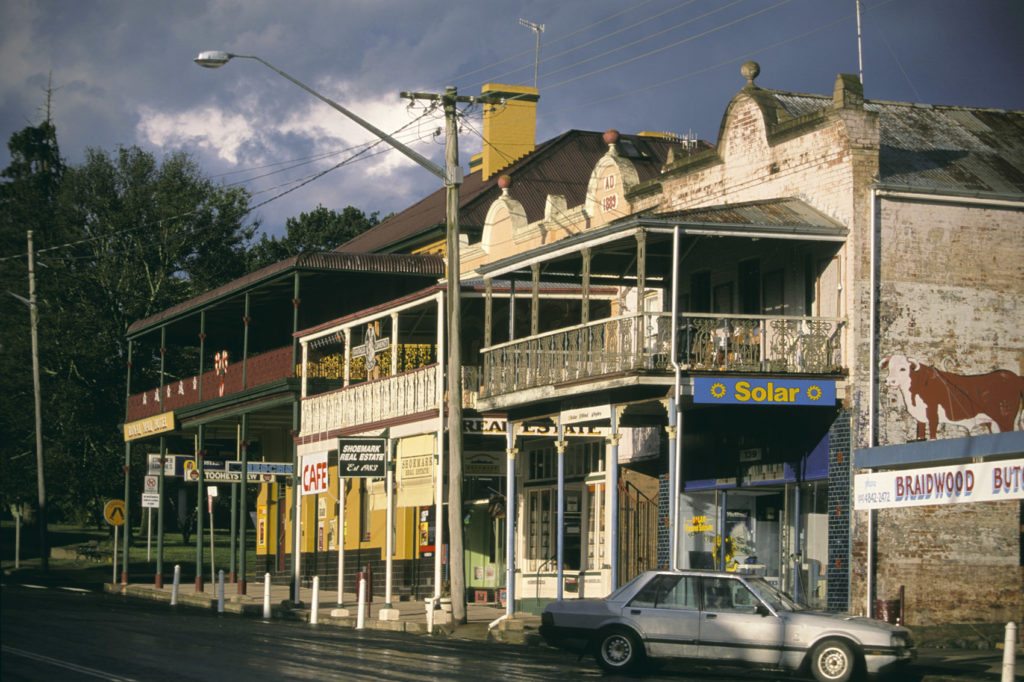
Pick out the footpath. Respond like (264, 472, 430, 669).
(102, 578, 1022, 681)
(104, 577, 529, 643)
(2, 547, 1019, 681)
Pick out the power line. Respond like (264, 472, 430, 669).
(541, 0, 895, 116)
(543, 0, 793, 92)
(446, 0, 664, 86)
(474, 0, 702, 90)
(0, 113, 436, 264)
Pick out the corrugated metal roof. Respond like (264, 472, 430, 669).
(126, 252, 444, 336)
(869, 102, 1024, 195)
(654, 197, 846, 232)
(770, 92, 832, 119)
(338, 130, 684, 254)
(477, 198, 845, 276)
(757, 90, 1024, 196)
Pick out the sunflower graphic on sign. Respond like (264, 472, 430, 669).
(710, 382, 727, 399)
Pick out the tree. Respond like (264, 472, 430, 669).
(247, 204, 378, 270)
(47, 146, 256, 521)
(0, 121, 64, 520)
(0, 136, 258, 523)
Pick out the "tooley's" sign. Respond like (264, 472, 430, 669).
(694, 377, 835, 406)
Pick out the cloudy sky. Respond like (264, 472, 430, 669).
(2, 0, 1022, 238)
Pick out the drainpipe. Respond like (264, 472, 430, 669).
(668, 226, 682, 570)
(505, 420, 517, 617)
(435, 290, 445, 602)
(867, 189, 878, 618)
(556, 418, 566, 600)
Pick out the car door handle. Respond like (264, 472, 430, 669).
(705, 613, 717, 619)
(630, 609, 642, 615)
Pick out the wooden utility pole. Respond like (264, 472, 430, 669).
(27, 231, 48, 571)
(401, 86, 500, 623)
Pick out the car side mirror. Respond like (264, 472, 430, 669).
(755, 601, 771, 617)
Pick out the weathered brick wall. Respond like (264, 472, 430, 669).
(851, 502, 1023, 625)
(875, 200, 1024, 443)
(848, 198, 1024, 624)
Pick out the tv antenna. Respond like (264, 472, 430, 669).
(518, 18, 545, 88)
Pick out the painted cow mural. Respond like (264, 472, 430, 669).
(881, 354, 1024, 440)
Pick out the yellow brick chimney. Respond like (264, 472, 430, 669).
(468, 83, 539, 180)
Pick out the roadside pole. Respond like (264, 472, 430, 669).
(11, 505, 21, 569)
(238, 413, 249, 595)
(337, 473, 345, 606)
(194, 429, 205, 592)
(208, 486, 218, 585)
(155, 440, 166, 588)
(112, 523, 119, 585)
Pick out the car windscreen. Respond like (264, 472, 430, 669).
(745, 577, 805, 612)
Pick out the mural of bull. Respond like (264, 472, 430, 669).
(881, 354, 1024, 440)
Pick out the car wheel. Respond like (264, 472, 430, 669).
(810, 638, 856, 682)
(594, 628, 644, 672)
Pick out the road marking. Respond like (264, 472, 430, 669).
(20, 583, 47, 589)
(59, 586, 93, 593)
(2, 645, 138, 681)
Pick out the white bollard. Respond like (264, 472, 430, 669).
(217, 569, 225, 613)
(310, 576, 320, 625)
(263, 573, 272, 619)
(1002, 621, 1017, 682)
(170, 564, 181, 606)
(356, 573, 367, 630)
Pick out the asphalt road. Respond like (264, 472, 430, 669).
(2, 583, 1013, 681)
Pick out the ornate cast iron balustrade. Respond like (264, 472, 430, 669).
(480, 312, 844, 398)
(300, 364, 438, 436)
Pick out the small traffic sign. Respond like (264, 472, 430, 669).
(104, 499, 126, 526)
(144, 475, 159, 493)
(141, 493, 160, 509)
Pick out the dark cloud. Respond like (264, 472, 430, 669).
(3, 0, 1022, 237)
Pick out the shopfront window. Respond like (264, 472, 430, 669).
(679, 482, 829, 607)
(523, 439, 604, 573)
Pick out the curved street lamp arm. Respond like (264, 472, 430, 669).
(229, 53, 445, 181)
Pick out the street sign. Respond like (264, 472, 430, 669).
(247, 462, 294, 476)
(337, 437, 387, 478)
(141, 493, 160, 509)
(144, 475, 159, 493)
(147, 453, 193, 477)
(104, 499, 126, 526)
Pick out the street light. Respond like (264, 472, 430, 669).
(193, 52, 444, 180)
(194, 51, 473, 621)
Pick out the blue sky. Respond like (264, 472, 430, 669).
(2, 0, 1022, 238)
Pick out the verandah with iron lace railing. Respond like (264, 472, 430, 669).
(480, 311, 845, 398)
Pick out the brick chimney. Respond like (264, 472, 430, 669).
(468, 83, 539, 180)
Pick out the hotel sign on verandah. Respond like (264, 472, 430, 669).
(693, 378, 835, 406)
(124, 412, 175, 442)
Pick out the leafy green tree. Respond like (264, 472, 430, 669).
(0, 121, 64, 520)
(1, 134, 259, 524)
(247, 204, 378, 270)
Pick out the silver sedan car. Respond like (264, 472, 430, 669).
(539, 570, 914, 681)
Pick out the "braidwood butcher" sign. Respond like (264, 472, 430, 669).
(854, 458, 1023, 510)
